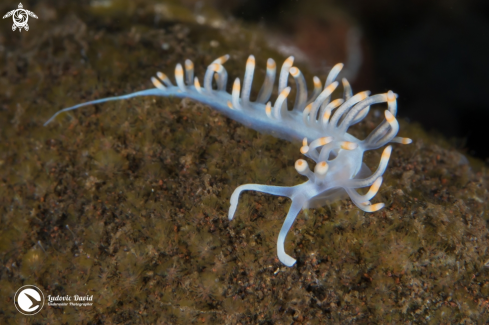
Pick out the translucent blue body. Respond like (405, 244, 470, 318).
(46, 55, 411, 266)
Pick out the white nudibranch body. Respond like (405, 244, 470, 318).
(45, 54, 412, 267)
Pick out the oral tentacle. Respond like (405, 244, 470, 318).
(277, 199, 303, 267)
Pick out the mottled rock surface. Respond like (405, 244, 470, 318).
(0, 1, 488, 324)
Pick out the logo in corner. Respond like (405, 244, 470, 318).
(3, 3, 38, 32)
(14, 285, 44, 315)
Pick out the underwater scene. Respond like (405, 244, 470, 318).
(0, 0, 488, 323)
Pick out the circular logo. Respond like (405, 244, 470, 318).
(13, 10, 28, 27)
(14, 285, 44, 315)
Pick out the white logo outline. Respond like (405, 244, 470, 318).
(14, 285, 45, 315)
(2, 3, 38, 32)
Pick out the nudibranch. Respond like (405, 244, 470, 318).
(45, 54, 412, 267)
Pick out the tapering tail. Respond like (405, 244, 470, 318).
(44, 88, 164, 126)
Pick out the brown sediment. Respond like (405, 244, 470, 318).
(0, 1, 488, 324)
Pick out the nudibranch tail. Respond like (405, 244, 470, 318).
(43, 88, 164, 126)
(46, 53, 412, 267)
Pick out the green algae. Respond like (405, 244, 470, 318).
(0, 1, 488, 324)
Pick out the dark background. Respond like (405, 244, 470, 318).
(224, 0, 489, 162)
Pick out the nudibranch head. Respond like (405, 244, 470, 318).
(45, 52, 412, 267)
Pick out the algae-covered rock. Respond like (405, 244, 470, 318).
(0, 1, 488, 324)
